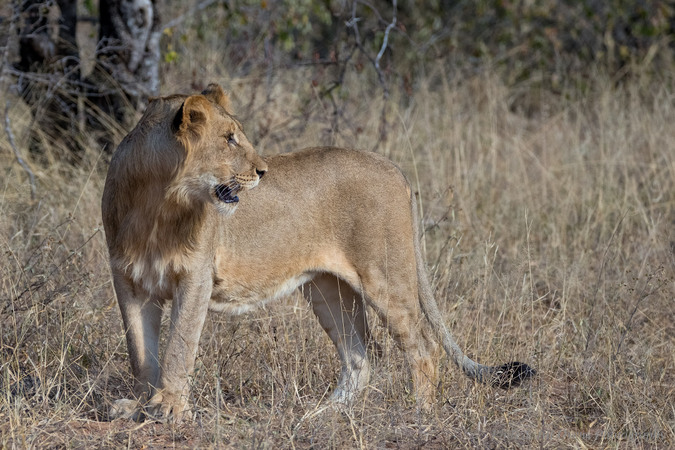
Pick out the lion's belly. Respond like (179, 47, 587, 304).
(207, 243, 360, 315)
(208, 272, 314, 314)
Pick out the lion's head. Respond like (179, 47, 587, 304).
(104, 83, 267, 224)
(163, 83, 267, 215)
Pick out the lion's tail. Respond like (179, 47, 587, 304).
(411, 194, 535, 388)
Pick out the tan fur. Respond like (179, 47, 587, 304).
(103, 86, 533, 422)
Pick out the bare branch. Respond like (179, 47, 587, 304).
(345, 0, 398, 146)
(347, 0, 397, 98)
(0, 0, 20, 86)
(375, 0, 397, 81)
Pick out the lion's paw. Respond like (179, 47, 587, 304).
(145, 391, 190, 423)
(110, 398, 143, 421)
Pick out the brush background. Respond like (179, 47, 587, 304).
(1, 1, 673, 447)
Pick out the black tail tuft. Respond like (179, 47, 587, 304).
(491, 361, 536, 389)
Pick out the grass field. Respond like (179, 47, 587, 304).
(0, 66, 673, 448)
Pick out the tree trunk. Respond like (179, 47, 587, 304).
(13, 0, 162, 156)
(89, 0, 162, 128)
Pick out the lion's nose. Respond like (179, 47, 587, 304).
(256, 168, 266, 179)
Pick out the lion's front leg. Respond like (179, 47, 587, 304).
(146, 272, 213, 422)
(110, 272, 163, 421)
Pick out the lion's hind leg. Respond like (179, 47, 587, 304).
(360, 271, 440, 410)
(304, 273, 372, 405)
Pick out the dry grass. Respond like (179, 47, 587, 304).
(0, 67, 673, 448)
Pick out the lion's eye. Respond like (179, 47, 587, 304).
(225, 133, 237, 146)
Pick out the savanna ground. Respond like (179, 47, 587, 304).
(1, 55, 674, 448)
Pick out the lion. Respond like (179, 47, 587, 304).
(102, 83, 534, 422)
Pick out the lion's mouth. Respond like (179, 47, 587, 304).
(214, 183, 240, 203)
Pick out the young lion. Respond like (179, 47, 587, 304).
(102, 84, 534, 421)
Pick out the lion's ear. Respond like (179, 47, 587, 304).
(202, 83, 234, 115)
(172, 95, 212, 142)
